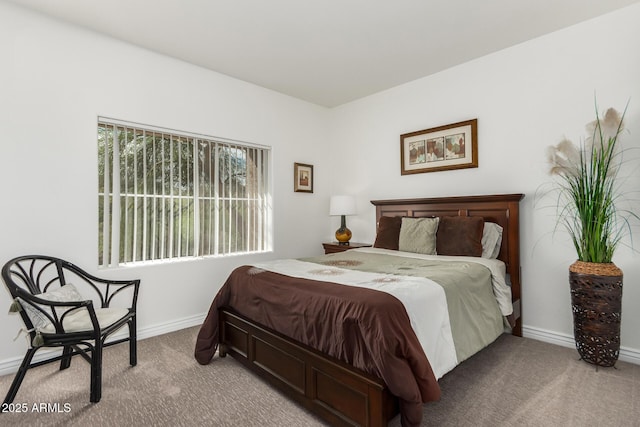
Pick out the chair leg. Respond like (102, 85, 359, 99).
(128, 317, 137, 367)
(89, 341, 103, 403)
(60, 345, 73, 370)
(3, 348, 37, 405)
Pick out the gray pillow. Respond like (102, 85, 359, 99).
(481, 222, 503, 258)
(18, 283, 84, 330)
(399, 217, 439, 254)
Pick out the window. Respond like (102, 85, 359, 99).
(98, 119, 271, 267)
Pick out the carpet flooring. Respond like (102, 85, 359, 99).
(1, 327, 638, 426)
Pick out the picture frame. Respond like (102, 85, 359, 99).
(400, 119, 478, 175)
(294, 162, 314, 193)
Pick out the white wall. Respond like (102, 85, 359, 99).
(0, 2, 332, 370)
(2, 0, 640, 374)
(329, 4, 640, 360)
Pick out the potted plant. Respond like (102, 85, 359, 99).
(546, 102, 636, 367)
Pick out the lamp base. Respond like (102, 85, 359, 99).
(335, 226, 352, 245)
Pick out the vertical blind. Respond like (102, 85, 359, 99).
(98, 119, 271, 267)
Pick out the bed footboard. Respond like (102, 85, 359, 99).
(219, 308, 398, 427)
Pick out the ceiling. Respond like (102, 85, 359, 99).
(7, 0, 640, 107)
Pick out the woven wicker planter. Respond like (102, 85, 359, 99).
(569, 260, 623, 367)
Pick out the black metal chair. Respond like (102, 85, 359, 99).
(2, 255, 139, 405)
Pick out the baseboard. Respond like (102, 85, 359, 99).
(4, 318, 637, 377)
(135, 312, 206, 341)
(523, 325, 640, 366)
(0, 313, 206, 377)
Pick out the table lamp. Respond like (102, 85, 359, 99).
(329, 195, 357, 245)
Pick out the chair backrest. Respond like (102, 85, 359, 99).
(2, 255, 72, 298)
(2, 256, 72, 331)
(4, 254, 137, 310)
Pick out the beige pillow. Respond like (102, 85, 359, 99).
(399, 217, 439, 254)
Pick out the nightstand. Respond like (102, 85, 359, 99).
(322, 242, 372, 254)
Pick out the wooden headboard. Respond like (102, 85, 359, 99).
(370, 193, 524, 336)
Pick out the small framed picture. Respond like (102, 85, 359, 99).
(400, 119, 478, 175)
(294, 162, 313, 193)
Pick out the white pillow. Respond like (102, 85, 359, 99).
(399, 217, 439, 255)
(481, 222, 503, 259)
(18, 283, 84, 330)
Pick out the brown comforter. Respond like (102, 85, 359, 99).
(194, 265, 440, 426)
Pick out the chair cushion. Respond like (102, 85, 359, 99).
(18, 284, 84, 331)
(40, 307, 130, 333)
(18, 283, 130, 333)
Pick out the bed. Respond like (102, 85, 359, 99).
(194, 193, 524, 427)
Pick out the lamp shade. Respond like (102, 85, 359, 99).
(329, 195, 357, 216)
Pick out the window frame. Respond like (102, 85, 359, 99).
(98, 117, 272, 268)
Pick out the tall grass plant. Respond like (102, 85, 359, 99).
(546, 102, 636, 263)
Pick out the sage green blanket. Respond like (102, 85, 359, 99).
(301, 249, 504, 363)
